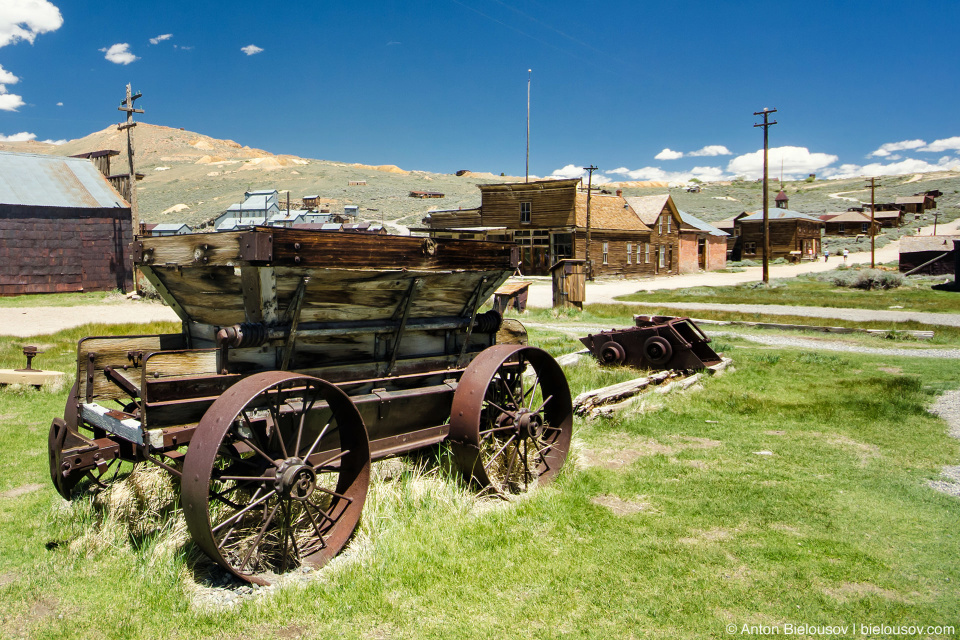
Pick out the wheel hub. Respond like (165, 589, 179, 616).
(275, 457, 316, 501)
(516, 409, 544, 440)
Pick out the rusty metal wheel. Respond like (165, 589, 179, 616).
(182, 372, 370, 585)
(599, 341, 626, 365)
(450, 344, 572, 496)
(48, 382, 83, 498)
(643, 335, 673, 366)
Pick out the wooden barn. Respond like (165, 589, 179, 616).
(898, 235, 960, 275)
(420, 178, 665, 277)
(732, 209, 823, 261)
(820, 211, 881, 237)
(895, 195, 936, 215)
(0, 151, 133, 295)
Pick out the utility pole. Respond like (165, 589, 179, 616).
(865, 177, 879, 268)
(754, 108, 777, 283)
(118, 84, 144, 231)
(584, 165, 598, 281)
(526, 69, 531, 184)
(933, 210, 940, 235)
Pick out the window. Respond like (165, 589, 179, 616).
(838, 222, 846, 233)
(744, 242, 757, 254)
(626, 243, 632, 264)
(658, 245, 666, 268)
(666, 214, 671, 233)
(520, 202, 531, 224)
(861, 222, 869, 233)
(644, 242, 650, 263)
(602, 242, 609, 265)
(658, 215, 663, 234)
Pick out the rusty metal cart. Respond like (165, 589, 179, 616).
(48, 229, 572, 585)
(579, 315, 721, 370)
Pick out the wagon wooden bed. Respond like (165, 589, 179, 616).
(48, 228, 572, 584)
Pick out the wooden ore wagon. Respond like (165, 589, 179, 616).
(48, 229, 573, 584)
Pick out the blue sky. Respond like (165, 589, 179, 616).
(1, 0, 959, 183)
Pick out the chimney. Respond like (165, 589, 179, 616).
(616, 189, 623, 197)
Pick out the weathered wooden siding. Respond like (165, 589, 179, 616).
(573, 230, 655, 277)
(0, 204, 133, 296)
(649, 206, 680, 274)
(478, 180, 577, 229)
(738, 219, 822, 260)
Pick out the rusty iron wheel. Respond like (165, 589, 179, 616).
(643, 335, 673, 366)
(182, 372, 370, 585)
(450, 344, 572, 496)
(48, 382, 83, 499)
(599, 341, 626, 365)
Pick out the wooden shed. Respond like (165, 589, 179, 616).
(898, 235, 960, 275)
(820, 211, 881, 236)
(733, 209, 823, 261)
(0, 151, 133, 295)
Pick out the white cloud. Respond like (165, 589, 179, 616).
(605, 164, 727, 183)
(55, 101, 62, 106)
(688, 145, 732, 157)
(0, 63, 22, 111)
(822, 155, 960, 180)
(726, 146, 838, 180)
(548, 164, 611, 184)
(0, 93, 24, 111)
(0, 131, 35, 141)
(241, 44, 263, 56)
(654, 148, 683, 160)
(919, 136, 960, 153)
(0, 0, 62, 48)
(0, 64, 16, 85)
(41, 138, 65, 144)
(100, 43, 138, 65)
(868, 139, 925, 157)
(149, 33, 172, 45)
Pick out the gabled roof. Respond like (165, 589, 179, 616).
(775, 190, 788, 202)
(0, 150, 129, 209)
(227, 195, 279, 212)
(895, 195, 929, 204)
(740, 208, 822, 222)
(623, 194, 675, 225)
(872, 209, 903, 218)
(152, 223, 191, 232)
(822, 211, 873, 223)
(575, 193, 651, 232)
(678, 211, 728, 237)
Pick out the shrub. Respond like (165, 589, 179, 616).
(820, 268, 903, 290)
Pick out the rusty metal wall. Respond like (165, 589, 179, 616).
(0, 204, 133, 295)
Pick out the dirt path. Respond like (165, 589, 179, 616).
(0, 301, 180, 337)
(828, 190, 863, 203)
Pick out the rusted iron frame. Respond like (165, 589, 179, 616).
(457, 276, 489, 368)
(103, 365, 141, 400)
(385, 277, 423, 376)
(280, 277, 309, 371)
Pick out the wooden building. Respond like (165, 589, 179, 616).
(898, 235, 959, 275)
(733, 209, 823, 261)
(410, 191, 444, 199)
(820, 211, 881, 236)
(677, 211, 728, 273)
(895, 195, 935, 214)
(420, 178, 669, 277)
(0, 151, 133, 295)
(624, 195, 682, 276)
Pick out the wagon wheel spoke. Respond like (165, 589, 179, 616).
(183, 372, 370, 585)
(450, 346, 573, 496)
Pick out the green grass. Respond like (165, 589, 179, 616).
(617, 270, 960, 314)
(1, 321, 960, 638)
(0, 290, 132, 308)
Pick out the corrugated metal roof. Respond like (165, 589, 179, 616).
(678, 211, 729, 237)
(740, 209, 822, 222)
(152, 223, 190, 232)
(0, 150, 129, 209)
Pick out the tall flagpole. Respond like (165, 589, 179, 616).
(526, 69, 531, 183)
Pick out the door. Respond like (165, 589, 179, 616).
(698, 237, 706, 270)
